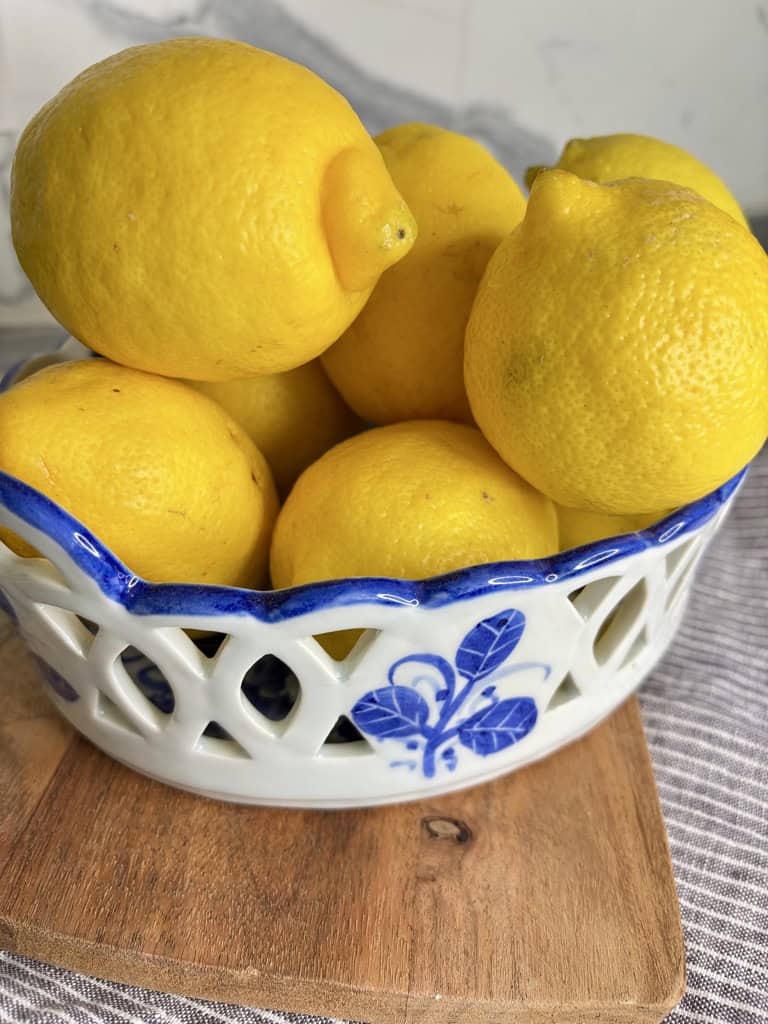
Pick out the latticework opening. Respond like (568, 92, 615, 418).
(312, 628, 362, 662)
(190, 632, 230, 659)
(323, 715, 367, 745)
(97, 691, 143, 735)
(665, 540, 701, 611)
(320, 715, 373, 757)
(36, 605, 97, 658)
(119, 647, 175, 714)
(568, 576, 622, 621)
(665, 537, 698, 579)
(546, 673, 581, 710)
(593, 579, 648, 666)
(203, 720, 232, 739)
(241, 654, 300, 722)
(30, 556, 70, 590)
(197, 722, 252, 759)
(619, 627, 650, 671)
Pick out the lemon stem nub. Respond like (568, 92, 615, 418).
(524, 164, 547, 191)
(322, 146, 417, 292)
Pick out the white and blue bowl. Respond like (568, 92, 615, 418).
(0, 451, 743, 807)
(0, 340, 746, 806)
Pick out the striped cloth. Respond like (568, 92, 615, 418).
(1, 452, 767, 1024)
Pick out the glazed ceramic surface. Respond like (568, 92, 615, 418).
(0, 459, 743, 807)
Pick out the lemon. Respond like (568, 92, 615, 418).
(465, 171, 768, 515)
(527, 133, 748, 227)
(270, 420, 558, 590)
(0, 360, 278, 586)
(322, 124, 526, 423)
(11, 38, 416, 381)
(557, 506, 664, 552)
(190, 362, 360, 497)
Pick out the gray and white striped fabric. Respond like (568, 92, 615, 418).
(1, 451, 767, 1024)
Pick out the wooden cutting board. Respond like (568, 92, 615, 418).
(0, 610, 684, 1023)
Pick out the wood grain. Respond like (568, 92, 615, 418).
(0, 617, 685, 1023)
(0, 614, 74, 872)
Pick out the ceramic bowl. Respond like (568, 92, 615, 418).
(0, 455, 743, 807)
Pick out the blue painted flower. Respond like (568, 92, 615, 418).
(351, 609, 549, 777)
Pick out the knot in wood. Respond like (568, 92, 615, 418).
(421, 816, 473, 844)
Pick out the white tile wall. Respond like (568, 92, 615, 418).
(1, 0, 766, 328)
(462, 0, 768, 210)
(279, 0, 466, 103)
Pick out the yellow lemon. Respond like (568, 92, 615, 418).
(11, 38, 416, 381)
(465, 171, 768, 515)
(557, 506, 665, 552)
(0, 360, 278, 586)
(322, 124, 526, 423)
(190, 362, 360, 498)
(270, 419, 558, 591)
(527, 133, 748, 227)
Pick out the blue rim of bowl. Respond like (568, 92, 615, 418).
(0, 466, 747, 622)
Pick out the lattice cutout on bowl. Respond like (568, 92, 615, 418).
(110, 651, 176, 734)
(197, 722, 252, 759)
(320, 715, 374, 758)
(120, 647, 176, 714)
(568, 576, 623, 621)
(29, 556, 70, 591)
(190, 632, 230, 660)
(77, 615, 99, 637)
(97, 691, 143, 736)
(310, 628, 383, 672)
(593, 579, 648, 667)
(240, 654, 300, 723)
(312, 628, 362, 662)
(36, 604, 96, 659)
(665, 539, 702, 612)
(203, 720, 232, 739)
(665, 537, 699, 579)
(323, 714, 368, 746)
(619, 627, 650, 671)
(546, 673, 582, 710)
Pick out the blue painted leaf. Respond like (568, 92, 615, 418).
(352, 686, 430, 739)
(457, 697, 537, 756)
(455, 609, 526, 681)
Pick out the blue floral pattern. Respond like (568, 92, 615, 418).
(351, 609, 548, 777)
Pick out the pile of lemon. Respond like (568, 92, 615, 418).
(3, 37, 768, 595)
